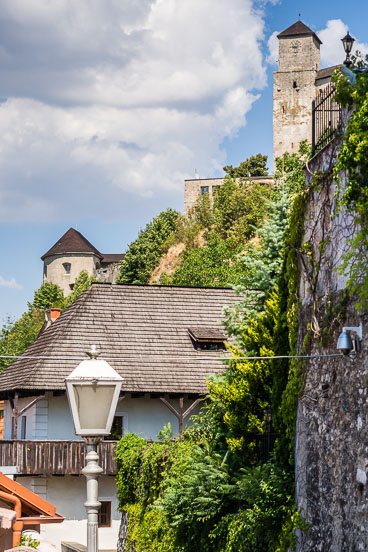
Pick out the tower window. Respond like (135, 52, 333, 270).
(293, 81, 297, 89)
(282, 105, 285, 113)
(63, 263, 71, 274)
(200, 186, 209, 195)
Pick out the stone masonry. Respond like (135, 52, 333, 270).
(273, 22, 321, 162)
(295, 125, 368, 550)
(184, 176, 274, 214)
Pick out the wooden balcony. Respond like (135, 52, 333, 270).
(0, 440, 118, 476)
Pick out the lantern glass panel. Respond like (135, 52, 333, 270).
(73, 384, 116, 432)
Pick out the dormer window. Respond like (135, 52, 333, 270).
(188, 327, 226, 351)
(63, 263, 71, 274)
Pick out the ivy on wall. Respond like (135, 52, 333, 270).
(333, 68, 368, 311)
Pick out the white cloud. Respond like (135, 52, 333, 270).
(267, 30, 279, 65)
(0, 275, 22, 290)
(0, 0, 268, 222)
(318, 19, 368, 67)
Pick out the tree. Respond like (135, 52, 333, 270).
(64, 270, 96, 308)
(117, 208, 180, 285)
(162, 233, 243, 288)
(32, 282, 64, 310)
(223, 154, 269, 178)
(0, 309, 44, 371)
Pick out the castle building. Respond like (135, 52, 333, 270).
(273, 20, 339, 161)
(41, 228, 124, 296)
(185, 20, 343, 213)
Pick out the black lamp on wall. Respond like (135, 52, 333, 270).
(341, 31, 355, 67)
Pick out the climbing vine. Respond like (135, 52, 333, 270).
(332, 68, 368, 310)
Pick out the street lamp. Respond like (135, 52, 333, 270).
(65, 345, 123, 552)
(341, 31, 355, 67)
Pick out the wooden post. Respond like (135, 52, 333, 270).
(11, 393, 19, 440)
(159, 397, 202, 439)
(178, 398, 184, 439)
(10, 393, 46, 440)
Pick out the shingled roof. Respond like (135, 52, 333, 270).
(0, 284, 240, 397)
(41, 228, 103, 260)
(278, 20, 322, 45)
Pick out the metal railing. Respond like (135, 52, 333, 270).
(312, 83, 342, 156)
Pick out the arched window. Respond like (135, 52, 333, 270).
(63, 262, 71, 274)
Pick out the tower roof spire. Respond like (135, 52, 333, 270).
(277, 20, 322, 45)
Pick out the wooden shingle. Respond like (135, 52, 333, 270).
(0, 284, 240, 397)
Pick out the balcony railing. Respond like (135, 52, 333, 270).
(312, 83, 342, 157)
(0, 440, 118, 476)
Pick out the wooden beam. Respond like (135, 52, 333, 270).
(159, 397, 202, 439)
(10, 394, 45, 439)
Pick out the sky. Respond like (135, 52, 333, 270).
(1, 0, 368, 323)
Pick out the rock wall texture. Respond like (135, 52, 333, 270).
(295, 133, 368, 551)
(273, 34, 320, 162)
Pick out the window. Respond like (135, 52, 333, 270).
(188, 327, 226, 351)
(200, 186, 209, 195)
(20, 416, 26, 439)
(293, 81, 297, 89)
(98, 501, 111, 528)
(63, 263, 71, 274)
(212, 185, 220, 195)
(105, 415, 124, 441)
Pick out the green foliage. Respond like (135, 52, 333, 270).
(223, 153, 269, 178)
(161, 175, 274, 287)
(223, 143, 309, 338)
(333, 68, 368, 310)
(117, 208, 179, 284)
(115, 145, 310, 551)
(32, 281, 64, 310)
(63, 270, 96, 308)
(212, 177, 273, 244)
(18, 534, 40, 548)
(163, 233, 243, 287)
(0, 309, 44, 371)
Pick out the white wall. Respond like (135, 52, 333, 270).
(3, 397, 37, 439)
(47, 394, 200, 440)
(18, 475, 120, 551)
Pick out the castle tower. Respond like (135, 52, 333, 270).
(41, 228, 124, 296)
(41, 228, 103, 296)
(273, 20, 321, 162)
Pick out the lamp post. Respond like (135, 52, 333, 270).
(341, 31, 355, 67)
(65, 345, 123, 552)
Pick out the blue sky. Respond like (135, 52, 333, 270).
(1, 0, 368, 323)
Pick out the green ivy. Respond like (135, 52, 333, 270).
(333, 68, 368, 311)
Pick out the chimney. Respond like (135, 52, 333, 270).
(45, 308, 61, 328)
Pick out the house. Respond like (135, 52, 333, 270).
(0, 471, 64, 549)
(0, 283, 239, 549)
(41, 228, 125, 296)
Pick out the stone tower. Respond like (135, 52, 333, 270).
(41, 228, 124, 296)
(273, 20, 321, 162)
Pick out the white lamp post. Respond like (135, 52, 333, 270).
(65, 345, 123, 552)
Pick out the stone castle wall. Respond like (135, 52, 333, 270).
(295, 132, 368, 551)
(273, 35, 320, 161)
(184, 176, 274, 214)
(43, 253, 100, 296)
